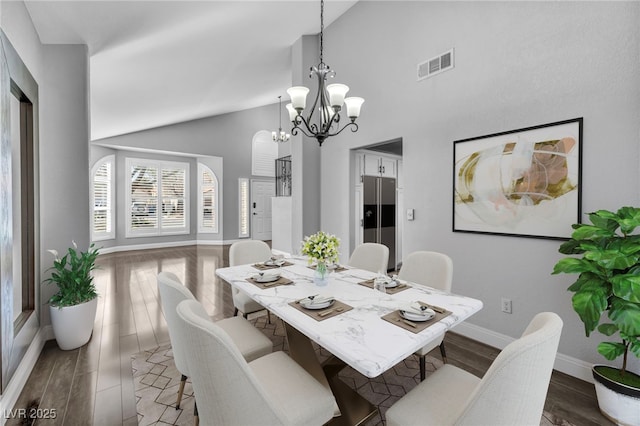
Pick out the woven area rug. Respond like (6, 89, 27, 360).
(132, 315, 573, 425)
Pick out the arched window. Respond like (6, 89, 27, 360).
(198, 163, 219, 233)
(251, 130, 278, 177)
(91, 155, 115, 240)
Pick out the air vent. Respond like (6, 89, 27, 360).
(417, 48, 454, 81)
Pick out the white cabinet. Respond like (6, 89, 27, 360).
(380, 157, 396, 178)
(363, 154, 397, 178)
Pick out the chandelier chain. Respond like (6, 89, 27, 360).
(319, 0, 324, 64)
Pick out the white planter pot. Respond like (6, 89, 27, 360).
(49, 298, 98, 350)
(593, 365, 640, 426)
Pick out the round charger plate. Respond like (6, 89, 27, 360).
(301, 299, 335, 310)
(254, 274, 280, 283)
(400, 309, 435, 322)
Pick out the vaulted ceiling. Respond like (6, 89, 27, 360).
(24, 0, 358, 140)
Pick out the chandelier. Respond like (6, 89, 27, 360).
(285, 0, 364, 146)
(272, 96, 291, 143)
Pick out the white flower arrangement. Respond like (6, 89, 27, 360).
(301, 231, 340, 264)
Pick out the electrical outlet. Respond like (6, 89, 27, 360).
(501, 298, 512, 314)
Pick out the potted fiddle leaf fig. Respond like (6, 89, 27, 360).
(44, 241, 100, 350)
(552, 206, 640, 424)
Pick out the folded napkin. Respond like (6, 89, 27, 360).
(252, 271, 281, 281)
(301, 294, 334, 305)
(404, 302, 435, 317)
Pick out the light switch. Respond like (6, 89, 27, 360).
(406, 209, 414, 221)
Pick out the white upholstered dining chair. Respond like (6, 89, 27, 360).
(398, 251, 453, 380)
(348, 242, 389, 273)
(385, 312, 563, 426)
(175, 299, 337, 426)
(229, 240, 273, 322)
(156, 272, 272, 410)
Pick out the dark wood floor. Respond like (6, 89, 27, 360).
(9, 245, 611, 425)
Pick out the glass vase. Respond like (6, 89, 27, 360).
(314, 261, 329, 287)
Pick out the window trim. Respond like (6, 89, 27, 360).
(125, 158, 190, 238)
(197, 163, 219, 234)
(90, 155, 115, 241)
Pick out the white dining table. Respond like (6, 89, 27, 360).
(216, 256, 483, 425)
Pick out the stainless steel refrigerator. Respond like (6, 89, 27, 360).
(362, 175, 396, 271)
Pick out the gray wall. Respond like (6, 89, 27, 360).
(1, 2, 91, 327)
(319, 1, 640, 368)
(94, 103, 278, 242)
(40, 44, 91, 324)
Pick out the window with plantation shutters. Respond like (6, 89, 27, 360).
(198, 163, 219, 233)
(91, 156, 115, 240)
(126, 158, 189, 237)
(238, 178, 250, 237)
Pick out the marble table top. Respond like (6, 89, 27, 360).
(216, 257, 483, 378)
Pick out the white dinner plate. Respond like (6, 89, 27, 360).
(253, 273, 280, 283)
(384, 280, 398, 288)
(300, 298, 335, 310)
(400, 309, 435, 322)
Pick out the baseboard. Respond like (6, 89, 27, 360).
(453, 321, 594, 383)
(0, 326, 52, 425)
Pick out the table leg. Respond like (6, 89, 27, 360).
(283, 323, 378, 426)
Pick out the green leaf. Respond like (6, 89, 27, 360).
(572, 225, 615, 240)
(589, 211, 620, 233)
(558, 239, 585, 255)
(616, 207, 640, 234)
(572, 288, 608, 336)
(598, 342, 627, 360)
(630, 340, 640, 358)
(553, 258, 597, 275)
(585, 249, 639, 270)
(611, 275, 640, 303)
(567, 272, 605, 292)
(609, 297, 640, 337)
(598, 323, 619, 336)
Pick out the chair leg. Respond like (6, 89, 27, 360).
(419, 355, 426, 381)
(267, 310, 271, 324)
(439, 342, 448, 364)
(233, 307, 239, 316)
(176, 374, 187, 409)
(194, 400, 199, 426)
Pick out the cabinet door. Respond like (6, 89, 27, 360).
(363, 155, 381, 176)
(380, 157, 396, 178)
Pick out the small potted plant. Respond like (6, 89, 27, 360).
(44, 241, 100, 350)
(301, 231, 340, 286)
(552, 207, 640, 424)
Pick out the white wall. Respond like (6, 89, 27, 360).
(319, 1, 640, 371)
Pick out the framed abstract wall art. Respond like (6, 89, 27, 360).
(453, 118, 582, 239)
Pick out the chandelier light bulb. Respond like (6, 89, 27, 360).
(326, 83, 349, 108)
(344, 97, 365, 120)
(286, 103, 297, 122)
(286, 86, 309, 111)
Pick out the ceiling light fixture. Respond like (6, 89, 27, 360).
(272, 96, 291, 143)
(286, 0, 364, 147)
